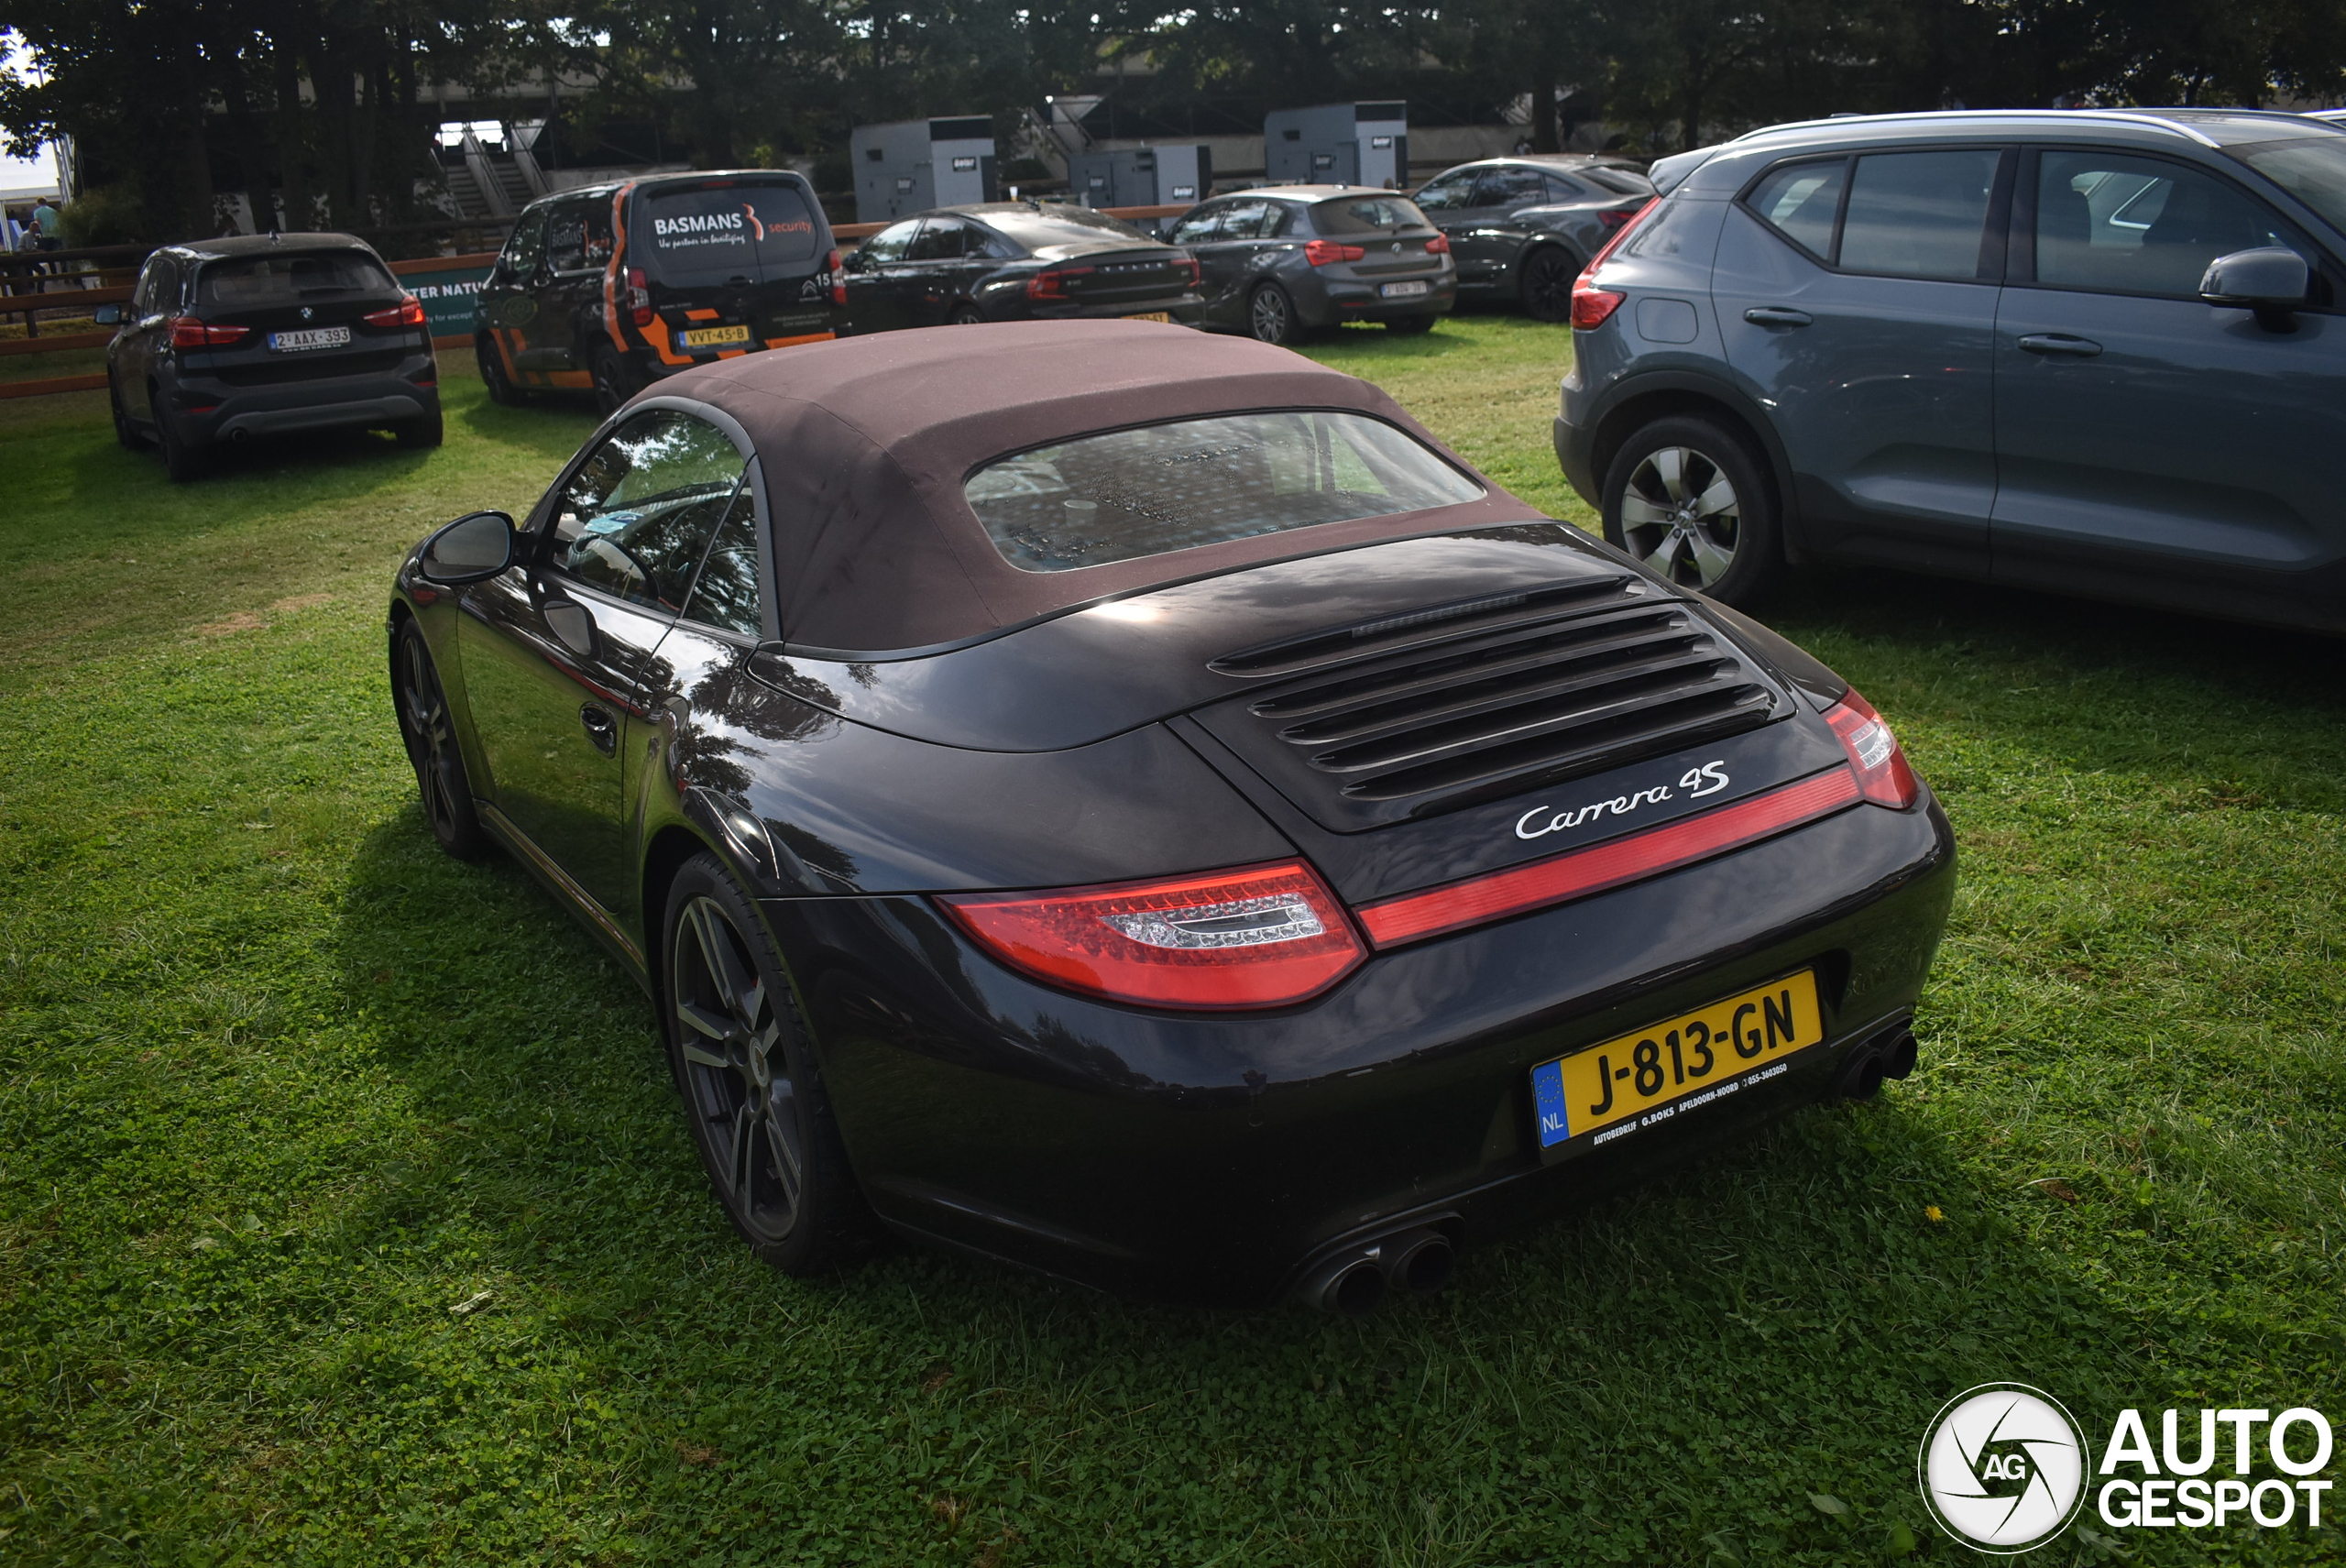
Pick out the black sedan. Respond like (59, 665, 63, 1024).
(1166, 186, 1455, 345)
(1411, 156, 1655, 320)
(98, 231, 441, 481)
(387, 321, 1954, 1310)
(838, 203, 1201, 333)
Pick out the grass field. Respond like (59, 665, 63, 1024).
(3, 316, 2342, 1567)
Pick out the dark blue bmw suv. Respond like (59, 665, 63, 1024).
(1555, 109, 2346, 633)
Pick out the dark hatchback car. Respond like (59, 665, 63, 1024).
(100, 232, 439, 481)
(1412, 155, 1656, 320)
(838, 202, 1201, 334)
(1559, 109, 2346, 632)
(476, 169, 838, 413)
(1166, 186, 1455, 345)
(388, 321, 1953, 1310)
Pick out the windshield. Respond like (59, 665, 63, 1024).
(200, 251, 395, 306)
(641, 181, 822, 282)
(1311, 196, 1433, 234)
(964, 411, 1484, 573)
(2228, 137, 2346, 237)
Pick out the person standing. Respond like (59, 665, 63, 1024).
(30, 197, 60, 252)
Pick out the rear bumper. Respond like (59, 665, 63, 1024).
(1026, 293, 1206, 327)
(1296, 271, 1456, 326)
(168, 358, 438, 444)
(773, 790, 1956, 1306)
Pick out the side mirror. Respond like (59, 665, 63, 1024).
(93, 303, 122, 327)
(2201, 247, 2309, 331)
(418, 510, 515, 584)
(844, 248, 872, 273)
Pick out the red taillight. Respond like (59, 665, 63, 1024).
(627, 268, 652, 327)
(824, 249, 845, 306)
(1303, 239, 1367, 267)
(1570, 196, 1658, 330)
(1025, 265, 1096, 301)
(939, 860, 1365, 1010)
(1596, 205, 1643, 233)
(1822, 687, 1920, 808)
(1357, 770, 1864, 948)
(1175, 256, 1200, 287)
(168, 317, 248, 349)
(363, 295, 426, 328)
(1423, 233, 1451, 255)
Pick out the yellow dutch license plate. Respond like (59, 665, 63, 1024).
(681, 323, 751, 349)
(1125, 311, 1171, 323)
(1531, 971, 1824, 1152)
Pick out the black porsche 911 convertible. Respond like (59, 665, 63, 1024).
(389, 320, 1954, 1310)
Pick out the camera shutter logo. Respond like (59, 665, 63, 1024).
(1918, 1385, 2088, 1552)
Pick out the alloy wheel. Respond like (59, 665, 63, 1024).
(671, 895, 804, 1242)
(1249, 286, 1292, 344)
(397, 630, 466, 843)
(1519, 247, 1577, 322)
(1619, 445, 1741, 588)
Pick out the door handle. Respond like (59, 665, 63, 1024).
(578, 704, 618, 756)
(1743, 306, 1813, 327)
(2017, 334, 2102, 356)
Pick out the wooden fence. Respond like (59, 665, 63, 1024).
(0, 204, 1194, 401)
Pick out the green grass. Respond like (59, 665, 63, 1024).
(3, 314, 2341, 1566)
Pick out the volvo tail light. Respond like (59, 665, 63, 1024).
(627, 268, 652, 326)
(362, 295, 426, 328)
(1174, 256, 1201, 287)
(824, 249, 845, 306)
(939, 860, 1365, 1010)
(1570, 196, 1659, 330)
(1423, 233, 1451, 254)
(1025, 265, 1096, 300)
(1304, 239, 1367, 267)
(1596, 203, 1650, 233)
(1823, 688, 1920, 808)
(168, 317, 248, 349)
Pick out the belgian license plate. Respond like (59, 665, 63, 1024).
(1380, 280, 1431, 299)
(680, 323, 751, 349)
(1530, 971, 1824, 1152)
(1125, 311, 1171, 323)
(269, 325, 350, 352)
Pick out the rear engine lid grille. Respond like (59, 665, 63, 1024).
(1193, 598, 1792, 830)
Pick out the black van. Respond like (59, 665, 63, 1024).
(474, 170, 839, 412)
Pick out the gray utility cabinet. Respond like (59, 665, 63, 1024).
(1067, 145, 1214, 209)
(1264, 103, 1409, 189)
(850, 116, 997, 223)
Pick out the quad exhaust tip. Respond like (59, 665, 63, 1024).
(1300, 1225, 1456, 1314)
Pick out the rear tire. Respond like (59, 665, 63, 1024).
(395, 405, 444, 448)
(590, 345, 641, 416)
(157, 407, 209, 483)
(1384, 313, 1437, 335)
(662, 852, 875, 1276)
(1247, 283, 1304, 345)
(477, 334, 525, 406)
(1601, 414, 1784, 606)
(1518, 246, 1581, 323)
(109, 376, 147, 450)
(948, 302, 985, 325)
(391, 620, 490, 860)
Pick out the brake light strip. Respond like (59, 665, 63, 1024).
(1354, 766, 1864, 948)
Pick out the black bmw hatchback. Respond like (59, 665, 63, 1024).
(1166, 186, 1455, 345)
(1412, 156, 1656, 320)
(100, 232, 440, 481)
(388, 321, 1954, 1310)
(838, 203, 1201, 333)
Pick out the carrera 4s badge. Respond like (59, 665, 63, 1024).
(1516, 761, 1730, 841)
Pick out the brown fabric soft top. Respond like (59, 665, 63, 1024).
(659, 318, 1538, 654)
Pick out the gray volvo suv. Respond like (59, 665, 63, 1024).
(1554, 110, 2346, 634)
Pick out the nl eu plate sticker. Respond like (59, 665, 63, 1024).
(1532, 1059, 1571, 1147)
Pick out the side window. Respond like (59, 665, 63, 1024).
(1544, 173, 1592, 202)
(906, 219, 968, 260)
(544, 204, 588, 272)
(1411, 171, 1478, 213)
(1219, 201, 1280, 240)
(1168, 204, 1224, 245)
(582, 200, 615, 269)
(679, 488, 765, 639)
(1473, 167, 1549, 209)
(2034, 149, 2293, 298)
(499, 209, 548, 280)
(1746, 159, 1847, 258)
(1837, 149, 2001, 280)
(133, 256, 166, 315)
(548, 411, 748, 614)
(859, 221, 920, 263)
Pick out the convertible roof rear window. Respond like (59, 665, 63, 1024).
(964, 411, 1484, 573)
